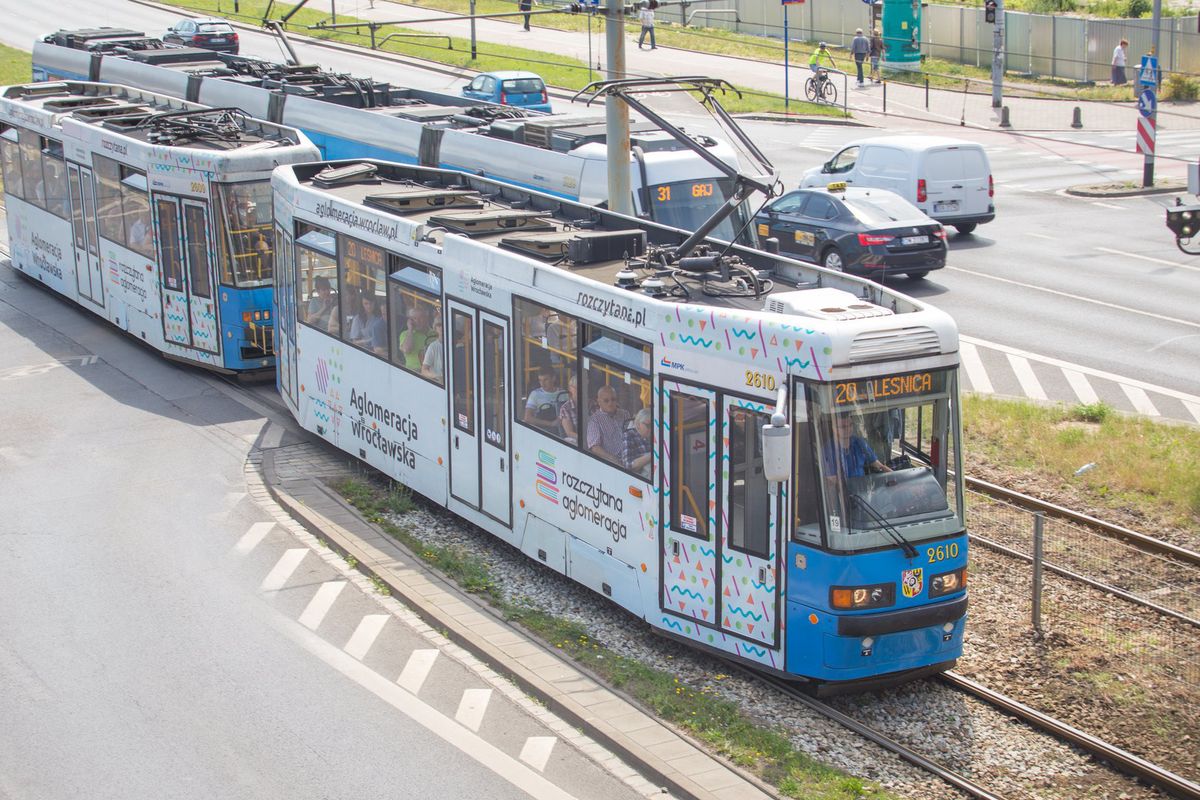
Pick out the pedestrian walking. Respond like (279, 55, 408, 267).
(637, 1, 656, 50)
(851, 28, 870, 86)
(869, 28, 883, 82)
(1111, 38, 1128, 86)
(520, 0, 532, 31)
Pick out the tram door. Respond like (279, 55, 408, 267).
(154, 196, 220, 353)
(660, 383, 781, 651)
(67, 164, 103, 307)
(447, 300, 512, 526)
(717, 397, 781, 649)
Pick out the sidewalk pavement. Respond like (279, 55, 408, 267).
(284, 0, 1200, 137)
(259, 439, 777, 800)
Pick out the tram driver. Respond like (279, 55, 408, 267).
(827, 414, 892, 478)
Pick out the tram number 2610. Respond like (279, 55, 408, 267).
(744, 370, 777, 391)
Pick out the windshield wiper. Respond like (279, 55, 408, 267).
(848, 494, 918, 559)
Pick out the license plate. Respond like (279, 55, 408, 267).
(934, 201, 959, 213)
(210, 37, 226, 42)
(901, 235, 929, 245)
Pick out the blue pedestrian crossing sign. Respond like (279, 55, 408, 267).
(1138, 88, 1156, 118)
(1139, 54, 1158, 87)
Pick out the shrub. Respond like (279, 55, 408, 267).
(1126, 0, 1151, 15)
(1163, 72, 1199, 102)
(1070, 401, 1113, 423)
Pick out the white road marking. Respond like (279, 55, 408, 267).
(1091, 201, 1124, 210)
(1007, 354, 1047, 400)
(260, 548, 307, 593)
(959, 341, 994, 394)
(1094, 246, 1200, 275)
(1027, 232, 1056, 240)
(398, 649, 440, 694)
(234, 522, 274, 554)
(1062, 369, 1099, 405)
(520, 737, 558, 772)
(962, 335, 1200, 406)
(1185, 401, 1200, 424)
(345, 614, 390, 660)
(456, 688, 493, 732)
(1121, 384, 1159, 416)
(948, 265, 1200, 329)
(269, 614, 579, 800)
(299, 581, 346, 630)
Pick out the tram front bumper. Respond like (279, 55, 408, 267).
(837, 594, 967, 637)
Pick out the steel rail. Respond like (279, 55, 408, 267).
(967, 476, 1200, 567)
(942, 671, 1200, 800)
(759, 674, 1007, 800)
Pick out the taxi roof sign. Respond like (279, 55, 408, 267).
(826, 181, 848, 192)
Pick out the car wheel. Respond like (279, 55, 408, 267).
(821, 248, 844, 271)
(906, 270, 930, 280)
(954, 223, 977, 235)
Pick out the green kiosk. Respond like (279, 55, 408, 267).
(881, 0, 922, 67)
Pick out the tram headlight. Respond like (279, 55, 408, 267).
(929, 567, 967, 598)
(830, 583, 895, 610)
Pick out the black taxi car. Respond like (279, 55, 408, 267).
(754, 183, 947, 280)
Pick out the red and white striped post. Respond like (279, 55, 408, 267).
(1137, 114, 1156, 187)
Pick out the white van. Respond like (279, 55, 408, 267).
(800, 135, 994, 234)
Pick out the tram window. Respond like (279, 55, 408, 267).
(93, 155, 126, 246)
(215, 182, 275, 288)
(482, 321, 505, 449)
(513, 297, 577, 442)
(295, 221, 340, 336)
(122, 175, 153, 259)
(580, 324, 650, 470)
(339, 236, 388, 357)
(792, 419, 822, 547)
(670, 393, 710, 538)
(727, 406, 770, 558)
(0, 126, 23, 198)
(388, 258, 443, 382)
(155, 198, 185, 292)
(18, 129, 42, 208)
(183, 204, 212, 299)
(451, 310, 475, 434)
(41, 139, 68, 220)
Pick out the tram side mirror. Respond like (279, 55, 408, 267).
(761, 413, 791, 483)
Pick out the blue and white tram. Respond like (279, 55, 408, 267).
(33, 30, 756, 244)
(272, 159, 969, 690)
(0, 81, 319, 372)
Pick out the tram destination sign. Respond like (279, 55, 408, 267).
(834, 371, 934, 405)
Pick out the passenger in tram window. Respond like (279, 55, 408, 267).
(523, 366, 568, 433)
(826, 414, 892, 477)
(531, 306, 565, 368)
(622, 407, 654, 479)
(559, 375, 578, 441)
(351, 293, 387, 355)
(587, 384, 631, 464)
(398, 301, 434, 371)
(128, 214, 151, 252)
(421, 316, 445, 382)
(307, 275, 337, 330)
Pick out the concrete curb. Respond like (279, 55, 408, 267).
(736, 112, 871, 127)
(259, 448, 779, 800)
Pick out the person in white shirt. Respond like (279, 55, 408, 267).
(637, 2, 656, 50)
(1111, 38, 1128, 86)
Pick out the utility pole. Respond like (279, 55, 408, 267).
(1144, 0, 1162, 186)
(469, 0, 478, 59)
(989, 0, 1004, 108)
(605, 1, 633, 216)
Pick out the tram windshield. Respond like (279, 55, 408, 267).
(214, 181, 275, 288)
(645, 177, 753, 245)
(793, 368, 964, 552)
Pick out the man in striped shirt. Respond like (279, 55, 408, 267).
(587, 385, 631, 464)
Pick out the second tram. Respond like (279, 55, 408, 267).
(272, 158, 968, 691)
(0, 81, 319, 372)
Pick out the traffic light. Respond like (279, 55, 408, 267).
(984, 0, 997, 23)
(1166, 198, 1200, 255)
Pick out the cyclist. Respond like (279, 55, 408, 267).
(809, 42, 837, 95)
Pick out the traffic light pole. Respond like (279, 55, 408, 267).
(1144, 0, 1161, 187)
(990, 0, 1004, 108)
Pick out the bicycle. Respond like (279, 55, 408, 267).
(804, 69, 838, 104)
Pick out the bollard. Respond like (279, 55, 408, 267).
(1071, 106, 1083, 129)
(999, 105, 1011, 128)
(925, 77, 929, 109)
(882, 80, 887, 114)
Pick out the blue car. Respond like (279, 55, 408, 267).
(460, 70, 552, 113)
